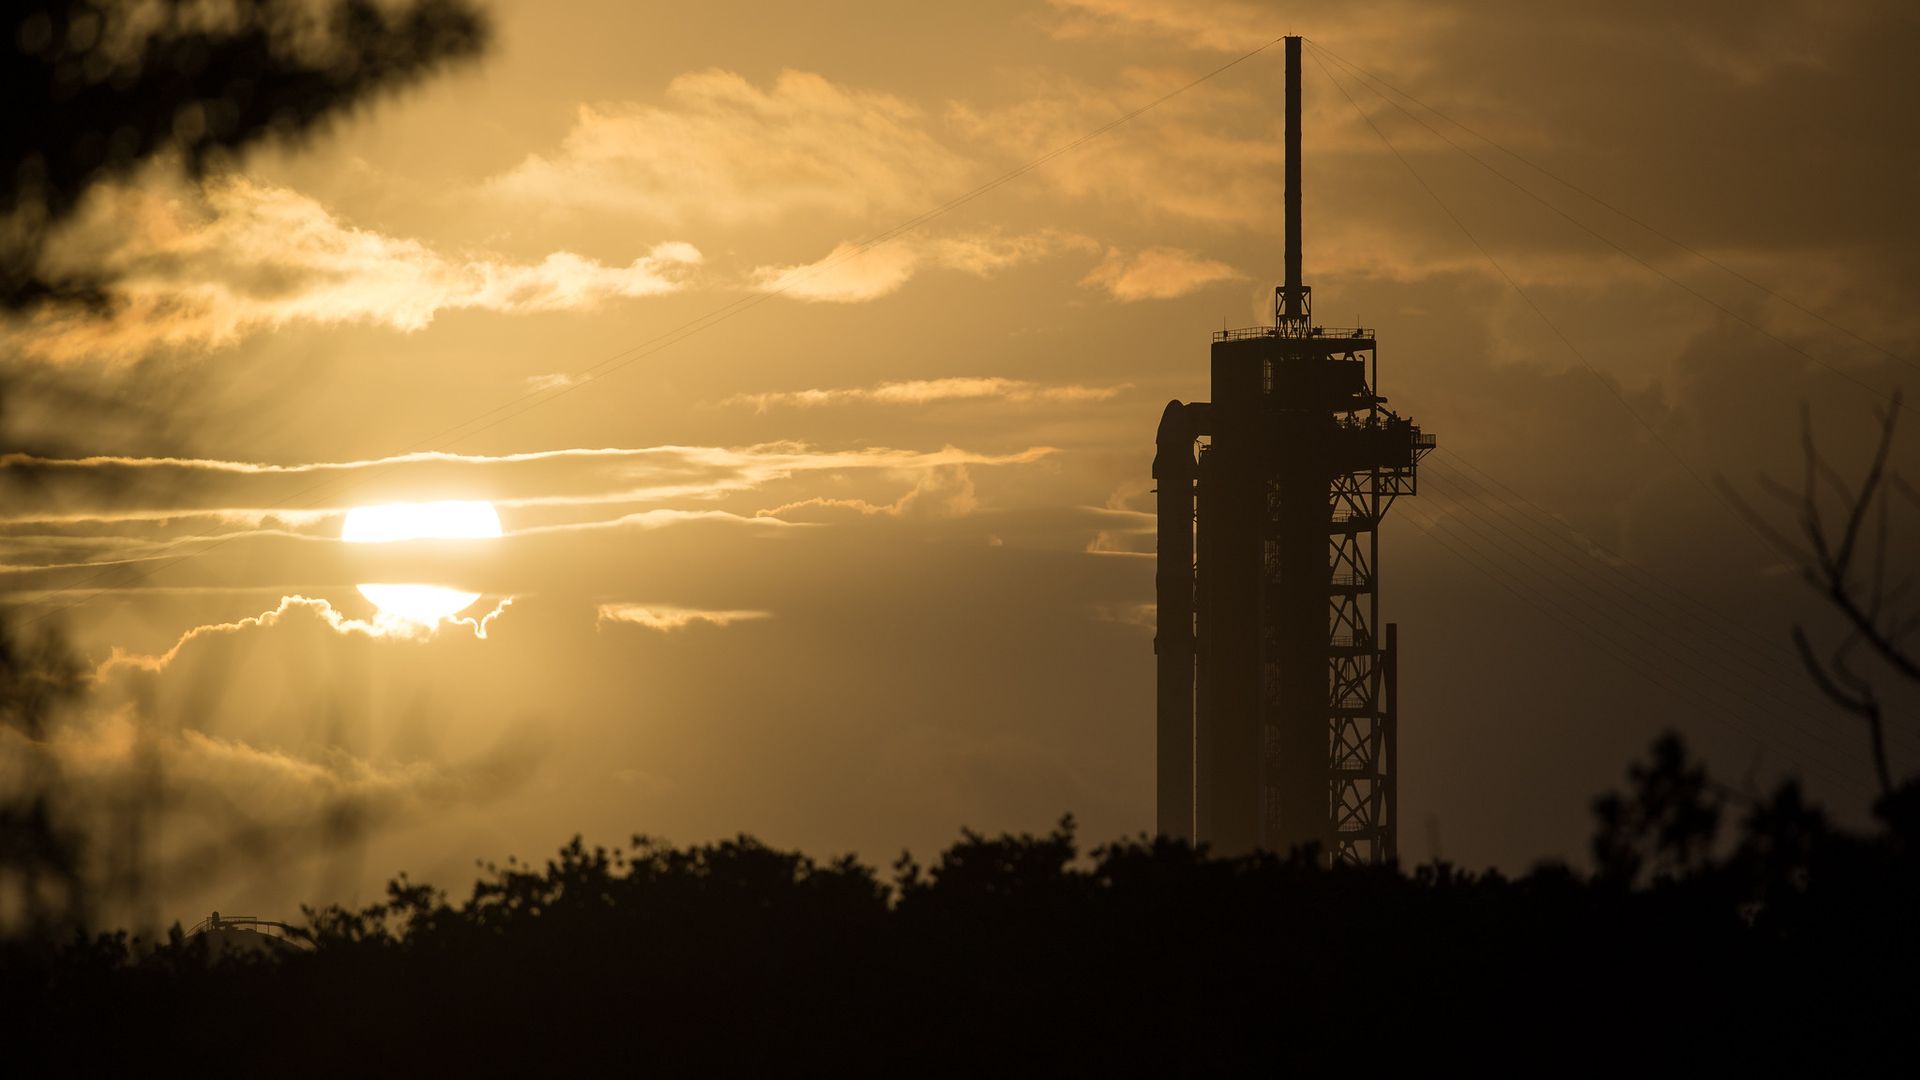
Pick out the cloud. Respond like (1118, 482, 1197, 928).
(0, 442, 1057, 528)
(1080, 246, 1241, 300)
(1092, 601, 1157, 628)
(726, 376, 1127, 412)
(757, 463, 981, 522)
(95, 593, 514, 677)
(595, 604, 773, 631)
(525, 373, 580, 392)
(945, 68, 1287, 227)
(18, 698, 539, 928)
(0, 443, 1059, 594)
(1044, 0, 1455, 57)
(25, 707, 462, 817)
(11, 177, 701, 362)
(1045, 0, 1277, 51)
(749, 231, 1086, 303)
(488, 69, 970, 225)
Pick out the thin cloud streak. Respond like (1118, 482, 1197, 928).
(756, 462, 981, 521)
(0, 443, 1059, 525)
(596, 604, 773, 631)
(749, 231, 1090, 303)
(95, 593, 515, 678)
(727, 377, 1127, 412)
(1044, 0, 1453, 56)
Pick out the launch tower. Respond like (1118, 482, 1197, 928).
(1153, 37, 1433, 863)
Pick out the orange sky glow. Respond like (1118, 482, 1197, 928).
(5, 0, 1918, 923)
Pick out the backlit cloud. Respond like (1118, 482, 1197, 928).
(0, 443, 1060, 594)
(1044, 0, 1454, 57)
(596, 604, 773, 631)
(946, 68, 1287, 227)
(12, 177, 701, 362)
(0, 443, 1056, 527)
(756, 463, 981, 521)
(96, 593, 515, 677)
(749, 231, 1087, 302)
(727, 377, 1127, 412)
(488, 68, 970, 225)
(1080, 246, 1242, 300)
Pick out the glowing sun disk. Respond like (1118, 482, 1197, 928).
(342, 500, 503, 543)
(342, 501, 502, 624)
(356, 584, 483, 624)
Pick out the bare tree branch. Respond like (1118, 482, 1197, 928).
(1738, 392, 1915, 802)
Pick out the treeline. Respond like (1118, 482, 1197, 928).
(5, 736, 1919, 1075)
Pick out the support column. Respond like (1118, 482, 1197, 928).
(1383, 621, 1399, 863)
(1154, 401, 1197, 841)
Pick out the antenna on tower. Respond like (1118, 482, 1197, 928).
(1277, 36, 1310, 327)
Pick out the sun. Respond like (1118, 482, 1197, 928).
(354, 583, 485, 624)
(341, 500, 503, 626)
(341, 500, 504, 543)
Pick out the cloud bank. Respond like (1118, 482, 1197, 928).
(749, 231, 1086, 303)
(1080, 246, 1241, 300)
(0, 442, 1057, 528)
(489, 69, 970, 225)
(96, 593, 515, 677)
(13, 177, 701, 362)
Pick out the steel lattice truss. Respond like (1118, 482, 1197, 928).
(1327, 464, 1412, 864)
(1255, 451, 1425, 866)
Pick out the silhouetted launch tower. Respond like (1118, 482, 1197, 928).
(1154, 37, 1433, 864)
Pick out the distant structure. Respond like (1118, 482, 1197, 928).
(187, 911, 308, 960)
(1153, 37, 1433, 864)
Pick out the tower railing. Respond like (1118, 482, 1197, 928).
(1214, 325, 1375, 343)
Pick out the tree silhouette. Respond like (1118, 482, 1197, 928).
(2, 0, 489, 308)
(9, 734, 1919, 1074)
(0, 0, 490, 943)
(1734, 392, 1916, 800)
(0, 615, 89, 941)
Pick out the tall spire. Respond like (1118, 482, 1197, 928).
(1281, 35, 1304, 322)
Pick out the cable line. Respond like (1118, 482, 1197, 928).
(1425, 452, 1920, 756)
(1420, 460, 1815, 704)
(1308, 40, 1912, 419)
(1412, 466, 1887, 764)
(1305, 38, 1920, 381)
(1415, 463, 1920, 765)
(1307, 46, 1778, 562)
(1433, 447, 1801, 664)
(1304, 42, 1907, 786)
(1393, 497, 1877, 798)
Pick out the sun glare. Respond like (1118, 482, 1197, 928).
(342, 500, 504, 625)
(355, 583, 485, 625)
(341, 500, 504, 543)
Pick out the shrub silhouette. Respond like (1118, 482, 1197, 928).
(5, 735, 1920, 1075)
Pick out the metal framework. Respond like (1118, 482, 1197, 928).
(1153, 37, 1433, 864)
(1319, 419, 1429, 863)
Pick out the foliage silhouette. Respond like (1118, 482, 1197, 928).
(0, 614, 89, 941)
(2, 0, 489, 308)
(5, 735, 1919, 1075)
(0, 0, 491, 944)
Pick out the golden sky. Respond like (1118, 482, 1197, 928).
(5, 0, 1919, 920)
